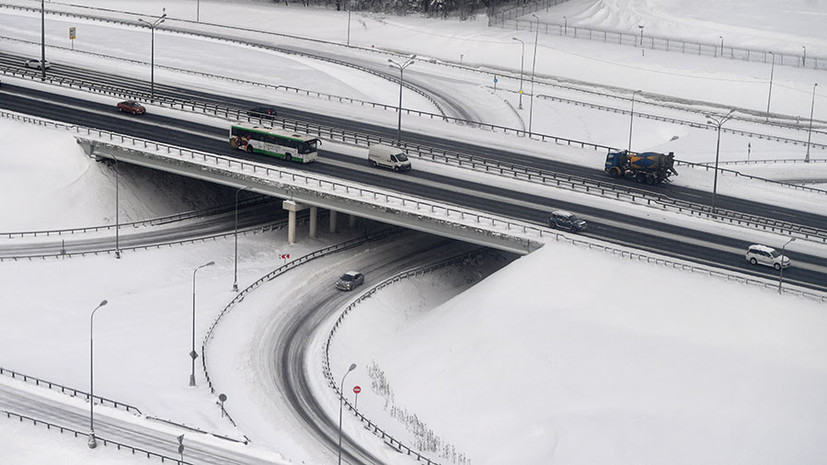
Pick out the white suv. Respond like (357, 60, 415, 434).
(745, 244, 791, 270)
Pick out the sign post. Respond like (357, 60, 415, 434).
(353, 385, 361, 410)
(69, 27, 76, 50)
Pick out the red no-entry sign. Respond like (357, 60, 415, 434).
(353, 386, 361, 394)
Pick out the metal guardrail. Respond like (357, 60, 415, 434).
(0, 195, 274, 240)
(4, 1, 825, 151)
(0, 218, 288, 261)
(0, 3, 449, 118)
(1, 409, 194, 465)
(572, 238, 827, 302)
(2, 109, 825, 250)
(323, 251, 489, 465)
(532, 93, 827, 151)
(0, 366, 141, 414)
(321, 236, 825, 465)
(199, 227, 403, 434)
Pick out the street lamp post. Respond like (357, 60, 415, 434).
(528, 14, 539, 134)
(196, 0, 200, 22)
(766, 51, 775, 121)
(138, 13, 167, 101)
(40, 0, 46, 81)
(233, 186, 251, 292)
(512, 37, 525, 110)
(88, 299, 108, 449)
(388, 55, 416, 143)
(778, 237, 796, 294)
(719, 36, 724, 57)
(628, 89, 641, 151)
(638, 25, 644, 47)
(563, 16, 567, 36)
(802, 45, 806, 67)
(805, 83, 818, 163)
(113, 155, 120, 259)
(705, 109, 736, 211)
(190, 261, 215, 386)
(337, 363, 357, 465)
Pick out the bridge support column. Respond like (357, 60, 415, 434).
(349, 214, 357, 228)
(329, 210, 338, 233)
(282, 200, 309, 244)
(309, 206, 318, 238)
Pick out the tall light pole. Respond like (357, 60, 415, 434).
(190, 260, 214, 386)
(766, 51, 775, 121)
(113, 155, 120, 259)
(512, 37, 525, 110)
(347, 3, 351, 46)
(388, 55, 416, 143)
(563, 16, 567, 36)
(233, 186, 251, 292)
(778, 237, 796, 294)
(40, 0, 46, 81)
(528, 14, 539, 134)
(196, 0, 200, 22)
(805, 83, 818, 163)
(638, 25, 644, 47)
(138, 13, 167, 101)
(802, 45, 806, 67)
(338, 363, 357, 465)
(705, 109, 736, 210)
(628, 89, 641, 151)
(88, 299, 109, 449)
(719, 36, 724, 57)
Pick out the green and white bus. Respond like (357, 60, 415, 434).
(229, 124, 320, 163)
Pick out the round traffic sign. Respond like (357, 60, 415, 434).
(353, 386, 361, 394)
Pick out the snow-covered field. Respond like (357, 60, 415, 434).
(1, 1, 826, 464)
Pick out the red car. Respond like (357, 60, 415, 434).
(117, 101, 146, 115)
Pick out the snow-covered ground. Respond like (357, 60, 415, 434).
(1, 1, 826, 464)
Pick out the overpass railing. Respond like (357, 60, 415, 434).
(2, 109, 824, 245)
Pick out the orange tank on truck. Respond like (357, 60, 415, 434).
(605, 150, 678, 185)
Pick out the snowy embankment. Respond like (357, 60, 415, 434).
(1, 1, 827, 465)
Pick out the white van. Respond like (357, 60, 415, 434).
(368, 144, 412, 172)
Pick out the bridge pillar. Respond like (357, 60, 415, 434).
(282, 200, 309, 244)
(349, 214, 357, 228)
(329, 210, 338, 233)
(309, 206, 318, 238)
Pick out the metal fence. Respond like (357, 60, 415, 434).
(491, 6, 826, 70)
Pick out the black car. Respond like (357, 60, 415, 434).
(548, 210, 587, 233)
(247, 106, 278, 120)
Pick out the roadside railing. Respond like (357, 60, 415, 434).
(0, 217, 288, 261)
(1, 409, 194, 465)
(199, 227, 403, 428)
(323, 250, 491, 465)
(0, 366, 141, 414)
(3, 109, 824, 249)
(0, 195, 275, 240)
(322, 237, 825, 465)
(570, 237, 827, 302)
